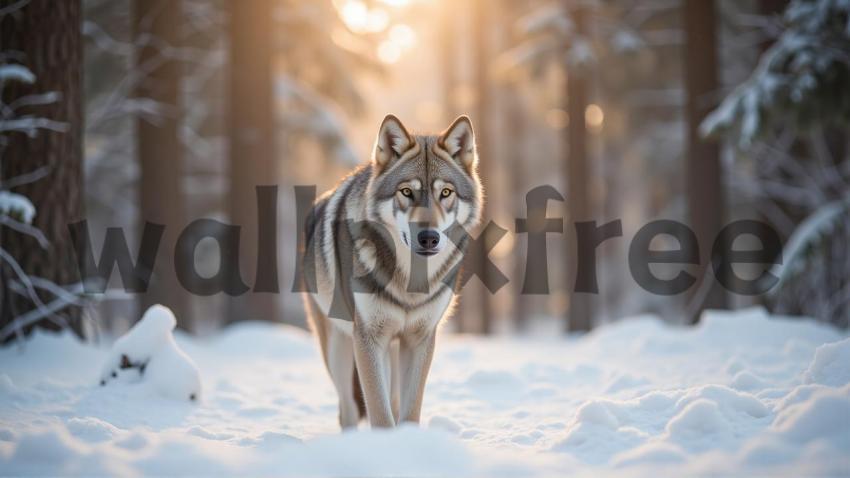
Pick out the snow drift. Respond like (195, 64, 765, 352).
(0, 307, 848, 477)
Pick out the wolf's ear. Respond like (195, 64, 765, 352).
(373, 114, 413, 170)
(438, 115, 477, 172)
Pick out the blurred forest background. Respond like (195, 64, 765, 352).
(1, 0, 848, 343)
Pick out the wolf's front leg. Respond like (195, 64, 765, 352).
(398, 329, 436, 423)
(353, 325, 395, 428)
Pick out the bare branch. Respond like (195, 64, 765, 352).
(0, 293, 77, 342)
(0, 165, 49, 189)
(0, 215, 48, 248)
(0, 0, 29, 17)
(0, 247, 71, 339)
(16, 276, 86, 306)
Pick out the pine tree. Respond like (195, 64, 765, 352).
(0, 0, 85, 340)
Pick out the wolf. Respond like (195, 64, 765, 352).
(301, 114, 483, 428)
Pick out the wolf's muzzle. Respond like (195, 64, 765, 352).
(416, 229, 441, 256)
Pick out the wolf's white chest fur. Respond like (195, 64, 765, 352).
(322, 289, 453, 337)
(313, 243, 457, 338)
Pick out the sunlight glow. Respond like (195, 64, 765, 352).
(377, 24, 417, 64)
(379, 0, 411, 6)
(378, 41, 403, 63)
(339, 1, 389, 33)
(585, 104, 604, 131)
(388, 24, 416, 49)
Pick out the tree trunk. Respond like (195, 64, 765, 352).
(501, 1, 531, 332)
(133, 0, 191, 330)
(227, 0, 278, 323)
(0, 0, 84, 341)
(683, 0, 727, 321)
(472, 0, 493, 334)
(440, 0, 469, 333)
(507, 90, 531, 332)
(565, 3, 593, 333)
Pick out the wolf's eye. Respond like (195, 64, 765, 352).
(440, 188, 453, 198)
(400, 187, 413, 198)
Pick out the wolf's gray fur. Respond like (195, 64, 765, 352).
(302, 115, 483, 428)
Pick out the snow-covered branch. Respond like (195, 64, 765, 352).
(0, 116, 69, 136)
(770, 196, 850, 290)
(0, 247, 73, 340)
(702, 0, 850, 147)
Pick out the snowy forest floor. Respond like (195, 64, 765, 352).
(1, 307, 849, 477)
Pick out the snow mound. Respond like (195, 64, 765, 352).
(666, 399, 729, 442)
(674, 385, 769, 419)
(3, 426, 133, 476)
(100, 305, 201, 402)
(772, 384, 850, 445)
(802, 337, 850, 387)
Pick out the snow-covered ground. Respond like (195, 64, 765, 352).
(1, 307, 848, 477)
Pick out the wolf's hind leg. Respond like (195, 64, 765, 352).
(327, 327, 360, 428)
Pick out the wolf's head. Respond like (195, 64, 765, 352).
(366, 114, 483, 259)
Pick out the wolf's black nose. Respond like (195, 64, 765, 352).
(417, 230, 440, 250)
